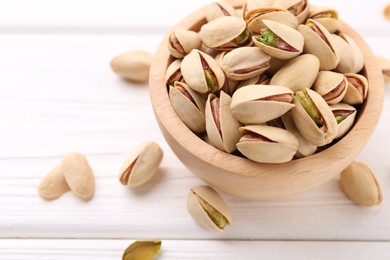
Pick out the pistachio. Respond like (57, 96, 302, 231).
(237, 73, 271, 90)
(122, 240, 161, 260)
(168, 29, 202, 59)
(119, 142, 163, 188)
(267, 57, 287, 75)
(62, 152, 95, 200)
(313, 71, 348, 105)
(330, 103, 357, 139)
(187, 185, 232, 232)
(38, 165, 70, 200)
(335, 33, 364, 74)
(206, 1, 239, 22)
(273, 0, 310, 24)
(110, 50, 152, 82)
(342, 73, 369, 105)
(237, 125, 299, 163)
(340, 161, 382, 207)
(309, 7, 339, 33)
(165, 59, 182, 86)
(377, 56, 390, 83)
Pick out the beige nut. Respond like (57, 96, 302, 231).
(273, 0, 310, 24)
(168, 29, 202, 59)
(122, 240, 162, 260)
(187, 185, 232, 232)
(165, 59, 183, 86)
(205, 1, 239, 22)
(110, 50, 152, 82)
(330, 103, 357, 139)
(309, 7, 339, 33)
(119, 142, 163, 188)
(342, 73, 369, 105)
(38, 165, 70, 200)
(313, 71, 348, 105)
(334, 33, 364, 74)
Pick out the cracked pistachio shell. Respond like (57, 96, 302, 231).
(298, 19, 339, 70)
(231, 85, 294, 124)
(165, 59, 182, 86)
(237, 125, 299, 163)
(168, 29, 202, 59)
(118, 142, 163, 188)
(253, 20, 304, 60)
(313, 71, 348, 105)
(342, 73, 368, 105)
(181, 49, 225, 93)
(337, 33, 364, 74)
(169, 81, 206, 133)
(281, 112, 317, 158)
(309, 7, 339, 33)
(330, 103, 357, 139)
(237, 73, 271, 90)
(38, 165, 70, 200)
(273, 0, 310, 24)
(205, 92, 241, 153)
(187, 185, 232, 232)
(221, 47, 271, 81)
(291, 88, 338, 146)
(270, 54, 320, 92)
(206, 1, 239, 22)
(340, 161, 382, 207)
(377, 56, 390, 83)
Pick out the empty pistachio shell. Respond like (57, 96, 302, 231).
(205, 92, 241, 153)
(122, 240, 161, 260)
(221, 47, 271, 81)
(110, 50, 152, 82)
(169, 81, 206, 133)
(377, 56, 390, 83)
(38, 165, 70, 200)
(206, 1, 239, 22)
(118, 142, 163, 188)
(313, 71, 348, 105)
(181, 49, 225, 93)
(168, 29, 201, 59)
(62, 152, 95, 200)
(165, 59, 182, 86)
(330, 103, 357, 139)
(291, 88, 338, 146)
(309, 7, 339, 33)
(253, 20, 304, 60)
(273, 0, 310, 24)
(340, 161, 382, 207)
(270, 54, 320, 92)
(187, 185, 232, 232)
(237, 125, 299, 163)
(342, 73, 369, 105)
(237, 73, 271, 90)
(231, 85, 294, 124)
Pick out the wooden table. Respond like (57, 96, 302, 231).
(1, 0, 389, 258)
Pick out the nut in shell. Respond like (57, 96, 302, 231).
(330, 103, 357, 139)
(273, 0, 310, 24)
(165, 59, 182, 86)
(205, 1, 239, 22)
(334, 33, 364, 74)
(110, 50, 152, 82)
(313, 71, 348, 105)
(38, 165, 70, 200)
(309, 7, 339, 33)
(168, 29, 201, 58)
(342, 73, 368, 105)
(122, 240, 161, 260)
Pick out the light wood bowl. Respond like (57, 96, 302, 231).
(149, 0, 384, 200)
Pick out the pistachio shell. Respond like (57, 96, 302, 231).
(187, 185, 232, 232)
(205, 92, 241, 153)
(273, 0, 310, 24)
(313, 71, 348, 105)
(377, 56, 390, 83)
(231, 84, 294, 124)
(206, 1, 239, 22)
(342, 73, 368, 105)
(332, 34, 356, 74)
(330, 103, 357, 139)
(237, 125, 298, 163)
(338, 33, 364, 73)
(38, 165, 70, 200)
(122, 240, 161, 260)
(253, 20, 303, 60)
(181, 49, 225, 93)
(169, 81, 206, 133)
(237, 73, 270, 90)
(110, 50, 152, 82)
(221, 47, 271, 80)
(309, 7, 339, 33)
(118, 142, 163, 188)
(270, 54, 320, 92)
(244, 0, 276, 19)
(168, 29, 202, 59)
(165, 59, 182, 86)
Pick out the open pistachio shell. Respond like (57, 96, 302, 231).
(330, 103, 357, 139)
(165, 59, 182, 86)
(342, 73, 369, 105)
(309, 7, 339, 33)
(206, 1, 239, 22)
(231, 84, 294, 124)
(168, 29, 202, 59)
(298, 19, 339, 70)
(270, 54, 320, 92)
(377, 56, 390, 83)
(237, 125, 298, 163)
(221, 47, 271, 81)
(181, 49, 225, 93)
(313, 71, 348, 105)
(169, 81, 206, 133)
(205, 92, 241, 153)
(237, 73, 271, 90)
(253, 20, 304, 60)
(273, 0, 310, 24)
(291, 88, 338, 146)
(338, 33, 364, 73)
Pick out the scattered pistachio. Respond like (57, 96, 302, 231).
(110, 50, 152, 82)
(122, 240, 161, 260)
(38, 165, 70, 200)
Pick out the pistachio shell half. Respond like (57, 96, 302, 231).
(330, 103, 357, 139)
(342, 73, 369, 105)
(169, 81, 206, 133)
(313, 71, 348, 105)
(168, 29, 202, 58)
(165, 59, 182, 86)
(231, 85, 295, 124)
(377, 56, 390, 83)
(237, 125, 299, 163)
(273, 0, 310, 24)
(38, 165, 70, 200)
(187, 185, 232, 232)
(309, 7, 339, 33)
(206, 1, 239, 22)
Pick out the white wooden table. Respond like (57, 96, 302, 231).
(1, 0, 390, 258)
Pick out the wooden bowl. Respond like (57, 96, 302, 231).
(149, 0, 384, 200)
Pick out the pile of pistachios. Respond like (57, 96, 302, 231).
(166, 0, 368, 164)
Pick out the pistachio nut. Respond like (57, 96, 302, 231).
(110, 50, 152, 82)
(377, 56, 390, 83)
(168, 29, 202, 59)
(340, 161, 382, 207)
(221, 78, 240, 96)
(237, 125, 299, 163)
(273, 0, 310, 24)
(169, 81, 206, 133)
(270, 54, 320, 92)
(181, 49, 225, 93)
(38, 165, 70, 200)
(309, 7, 339, 33)
(298, 19, 339, 70)
(62, 152, 95, 200)
(231, 84, 294, 124)
(205, 91, 241, 153)
(291, 88, 338, 146)
(338, 33, 364, 73)
(187, 185, 232, 232)
(122, 240, 161, 260)
(221, 46, 271, 81)
(342, 73, 368, 105)
(313, 71, 348, 105)
(165, 59, 182, 86)
(253, 20, 304, 60)
(330, 103, 357, 139)
(205, 1, 239, 22)
(334, 33, 364, 74)
(237, 73, 270, 90)
(199, 16, 252, 51)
